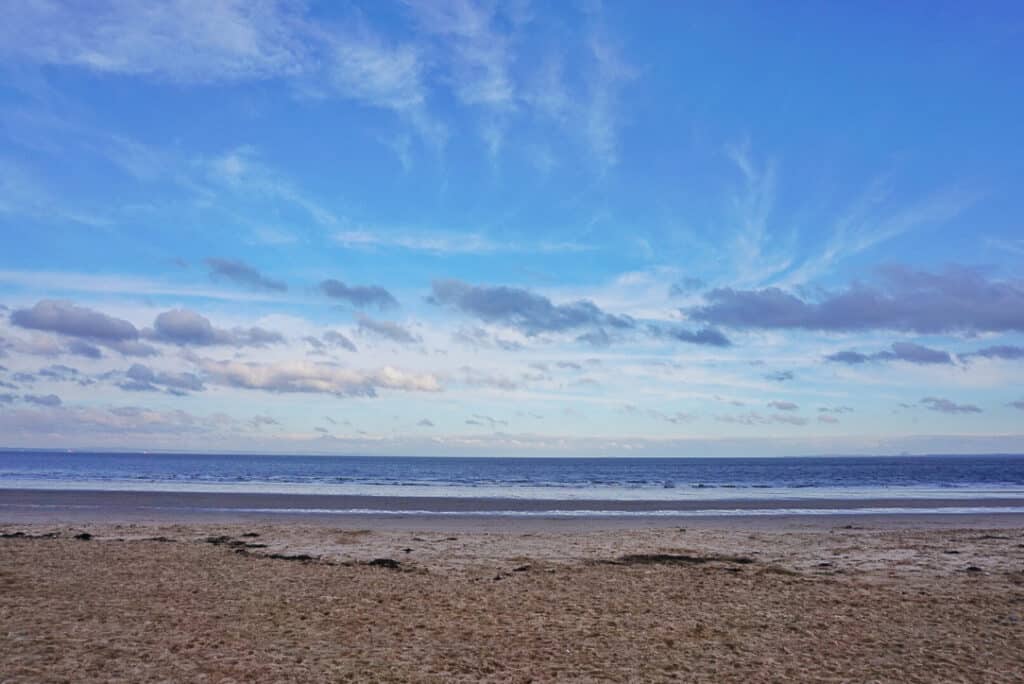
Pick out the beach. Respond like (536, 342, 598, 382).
(3, 491, 1024, 682)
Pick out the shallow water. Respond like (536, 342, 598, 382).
(3, 451, 1024, 511)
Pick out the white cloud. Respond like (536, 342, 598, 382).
(0, 157, 112, 227)
(584, 31, 636, 173)
(722, 141, 793, 287)
(0, 0, 308, 83)
(408, 0, 516, 110)
(0, 270, 288, 303)
(333, 228, 591, 255)
(782, 181, 980, 286)
(248, 227, 299, 246)
(198, 357, 441, 396)
(322, 29, 425, 111)
(1, 1, 640, 169)
(204, 146, 340, 227)
(986, 237, 1024, 256)
(1, 1, 442, 141)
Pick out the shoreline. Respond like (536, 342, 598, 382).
(4, 487, 1024, 531)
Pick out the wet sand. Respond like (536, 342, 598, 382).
(4, 487, 1024, 529)
(3, 490, 1024, 682)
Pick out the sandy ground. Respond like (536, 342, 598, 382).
(2, 519, 1024, 682)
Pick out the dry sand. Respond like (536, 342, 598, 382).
(3, 519, 1024, 682)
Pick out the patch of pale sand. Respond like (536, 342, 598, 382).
(5, 522, 1023, 578)
(2, 522, 1024, 681)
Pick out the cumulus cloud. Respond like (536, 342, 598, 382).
(920, 397, 982, 414)
(0, 334, 60, 359)
(319, 279, 398, 310)
(23, 393, 62, 407)
(250, 415, 280, 428)
(38, 364, 78, 379)
(67, 340, 103, 359)
(37, 364, 93, 386)
(9, 300, 157, 357)
(323, 330, 358, 352)
(303, 336, 326, 353)
(825, 342, 954, 366)
(205, 258, 287, 292)
(451, 326, 524, 351)
(765, 370, 795, 382)
(117, 363, 205, 395)
(0, 403, 244, 441)
(197, 358, 439, 397)
(818, 415, 840, 424)
(11, 300, 136, 341)
(576, 328, 613, 347)
(356, 314, 420, 344)
(648, 324, 731, 347)
(634, 407, 696, 424)
(430, 279, 633, 338)
(466, 414, 507, 429)
(106, 340, 160, 357)
(689, 266, 1024, 334)
(417, 418, 435, 427)
(767, 401, 799, 411)
(147, 308, 284, 347)
(1009, 400, 1024, 411)
(459, 366, 519, 391)
(716, 412, 808, 426)
(960, 345, 1024, 362)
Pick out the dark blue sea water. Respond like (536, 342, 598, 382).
(2, 452, 1024, 511)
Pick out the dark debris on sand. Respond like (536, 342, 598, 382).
(614, 553, 756, 566)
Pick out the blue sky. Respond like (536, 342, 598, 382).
(1, 1, 1022, 456)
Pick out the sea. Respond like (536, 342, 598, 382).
(2, 451, 1024, 517)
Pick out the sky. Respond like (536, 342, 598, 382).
(0, 1, 1023, 457)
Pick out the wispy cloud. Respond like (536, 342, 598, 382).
(408, 0, 515, 110)
(313, 23, 446, 147)
(321, 29, 426, 111)
(333, 229, 591, 255)
(0, 1, 308, 83)
(0, 270, 288, 302)
(584, 30, 636, 173)
(716, 411, 808, 426)
(784, 181, 979, 286)
(204, 146, 340, 227)
(722, 141, 791, 286)
(0, 157, 112, 227)
(1, 1, 639, 170)
(986, 237, 1024, 257)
